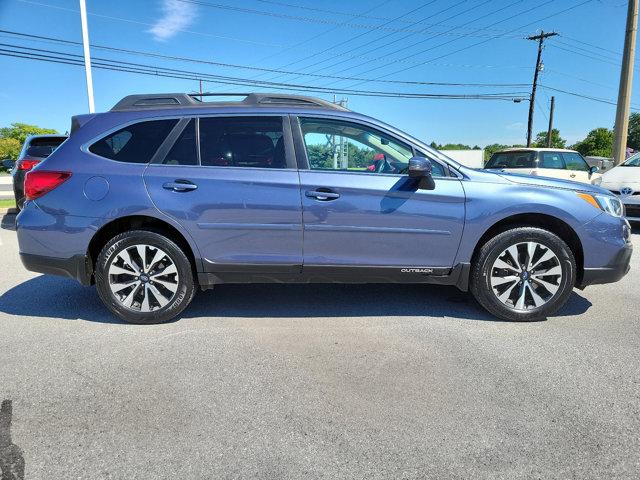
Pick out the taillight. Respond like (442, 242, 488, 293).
(24, 171, 72, 200)
(19, 158, 41, 170)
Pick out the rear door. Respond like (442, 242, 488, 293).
(293, 116, 465, 272)
(143, 115, 303, 275)
(537, 151, 570, 180)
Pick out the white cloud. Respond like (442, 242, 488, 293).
(148, 0, 197, 42)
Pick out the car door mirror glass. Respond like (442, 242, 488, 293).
(408, 156, 432, 177)
(408, 156, 435, 190)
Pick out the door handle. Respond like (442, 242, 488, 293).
(163, 179, 198, 192)
(306, 189, 340, 201)
(569, 173, 576, 178)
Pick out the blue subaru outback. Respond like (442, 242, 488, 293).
(16, 93, 632, 323)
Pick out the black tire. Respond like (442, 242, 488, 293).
(95, 230, 196, 324)
(470, 227, 576, 322)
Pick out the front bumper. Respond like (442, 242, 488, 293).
(578, 241, 632, 288)
(577, 213, 633, 288)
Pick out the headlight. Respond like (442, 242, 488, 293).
(577, 192, 624, 217)
(591, 176, 603, 186)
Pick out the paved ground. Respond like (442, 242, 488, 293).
(0, 213, 638, 479)
(0, 176, 12, 200)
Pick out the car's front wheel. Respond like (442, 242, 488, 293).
(95, 230, 196, 324)
(470, 227, 576, 321)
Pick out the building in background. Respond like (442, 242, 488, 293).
(441, 149, 485, 169)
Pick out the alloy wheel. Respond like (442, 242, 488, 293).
(107, 244, 179, 312)
(489, 241, 562, 311)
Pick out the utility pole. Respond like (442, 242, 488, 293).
(199, 79, 203, 101)
(78, 0, 94, 113)
(612, 0, 639, 166)
(546, 96, 555, 147)
(526, 31, 557, 147)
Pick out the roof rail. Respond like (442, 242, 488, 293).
(110, 92, 349, 112)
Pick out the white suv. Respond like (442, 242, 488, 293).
(485, 148, 601, 184)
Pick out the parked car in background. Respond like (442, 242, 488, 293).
(485, 148, 601, 184)
(10, 134, 67, 209)
(593, 152, 640, 222)
(15, 93, 631, 324)
(585, 155, 614, 173)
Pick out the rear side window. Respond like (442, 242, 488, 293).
(89, 119, 177, 163)
(539, 152, 565, 169)
(199, 116, 286, 168)
(562, 152, 589, 171)
(486, 152, 535, 169)
(162, 119, 198, 166)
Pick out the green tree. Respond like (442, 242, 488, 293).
(429, 142, 475, 150)
(0, 123, 58, 146)
(627, 112, 640, 150)
(573, 128, 614, 157)
(0, 137, 21, 161)
(533, 128, 566, 148)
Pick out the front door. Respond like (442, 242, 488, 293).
(144, 116, 303, 274)
(293, 116, 465, 273)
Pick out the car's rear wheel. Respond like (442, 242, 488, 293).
(95, 230, 196, 324)
(470, 227, 576, 321)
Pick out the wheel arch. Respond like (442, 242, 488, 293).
(470, 213, 585, 285)
(86, 215, 201, 284)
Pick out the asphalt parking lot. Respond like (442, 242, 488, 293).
(0, 212, 638, 479)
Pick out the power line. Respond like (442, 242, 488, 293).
(299, 0, 497, 82)
(540, 84, 640, 110)
(241, 0, 535, 37)
(550, 43, 622, 68)
(0, 44, 529, 101)
(560, 34, 623, 57)
(254, 1, 441, 80)
(332, 0, 595, 90)
(0, 32, 530, 88)
(320, 0, 554, 88)
(176, 0, 525, 38)
(239, 0, 394, 77)
(555, 38, 621, 63)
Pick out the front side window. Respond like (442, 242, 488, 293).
(199, 116, 287, 168)
(89, 119, 177, 163)
(486, 151, 535, 169)
(623, 152, 640, 166)
(562, 152, 590, 172)
(300, 117, 422, 175)
(539, 152, 565, 169)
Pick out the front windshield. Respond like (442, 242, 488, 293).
(622, 152, 640, 166)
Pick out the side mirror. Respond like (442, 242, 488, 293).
(589, 165, 600, 174)
(408, 156, 435, 190)
(2, 159, 15, 170)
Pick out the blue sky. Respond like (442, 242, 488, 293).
(0, 0, 636, 146)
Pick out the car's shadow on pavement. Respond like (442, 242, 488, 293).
(0, 275, 593, 324)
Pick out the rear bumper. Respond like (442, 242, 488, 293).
(20, 252, 92, 285)
(578, 241, 632, 288)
